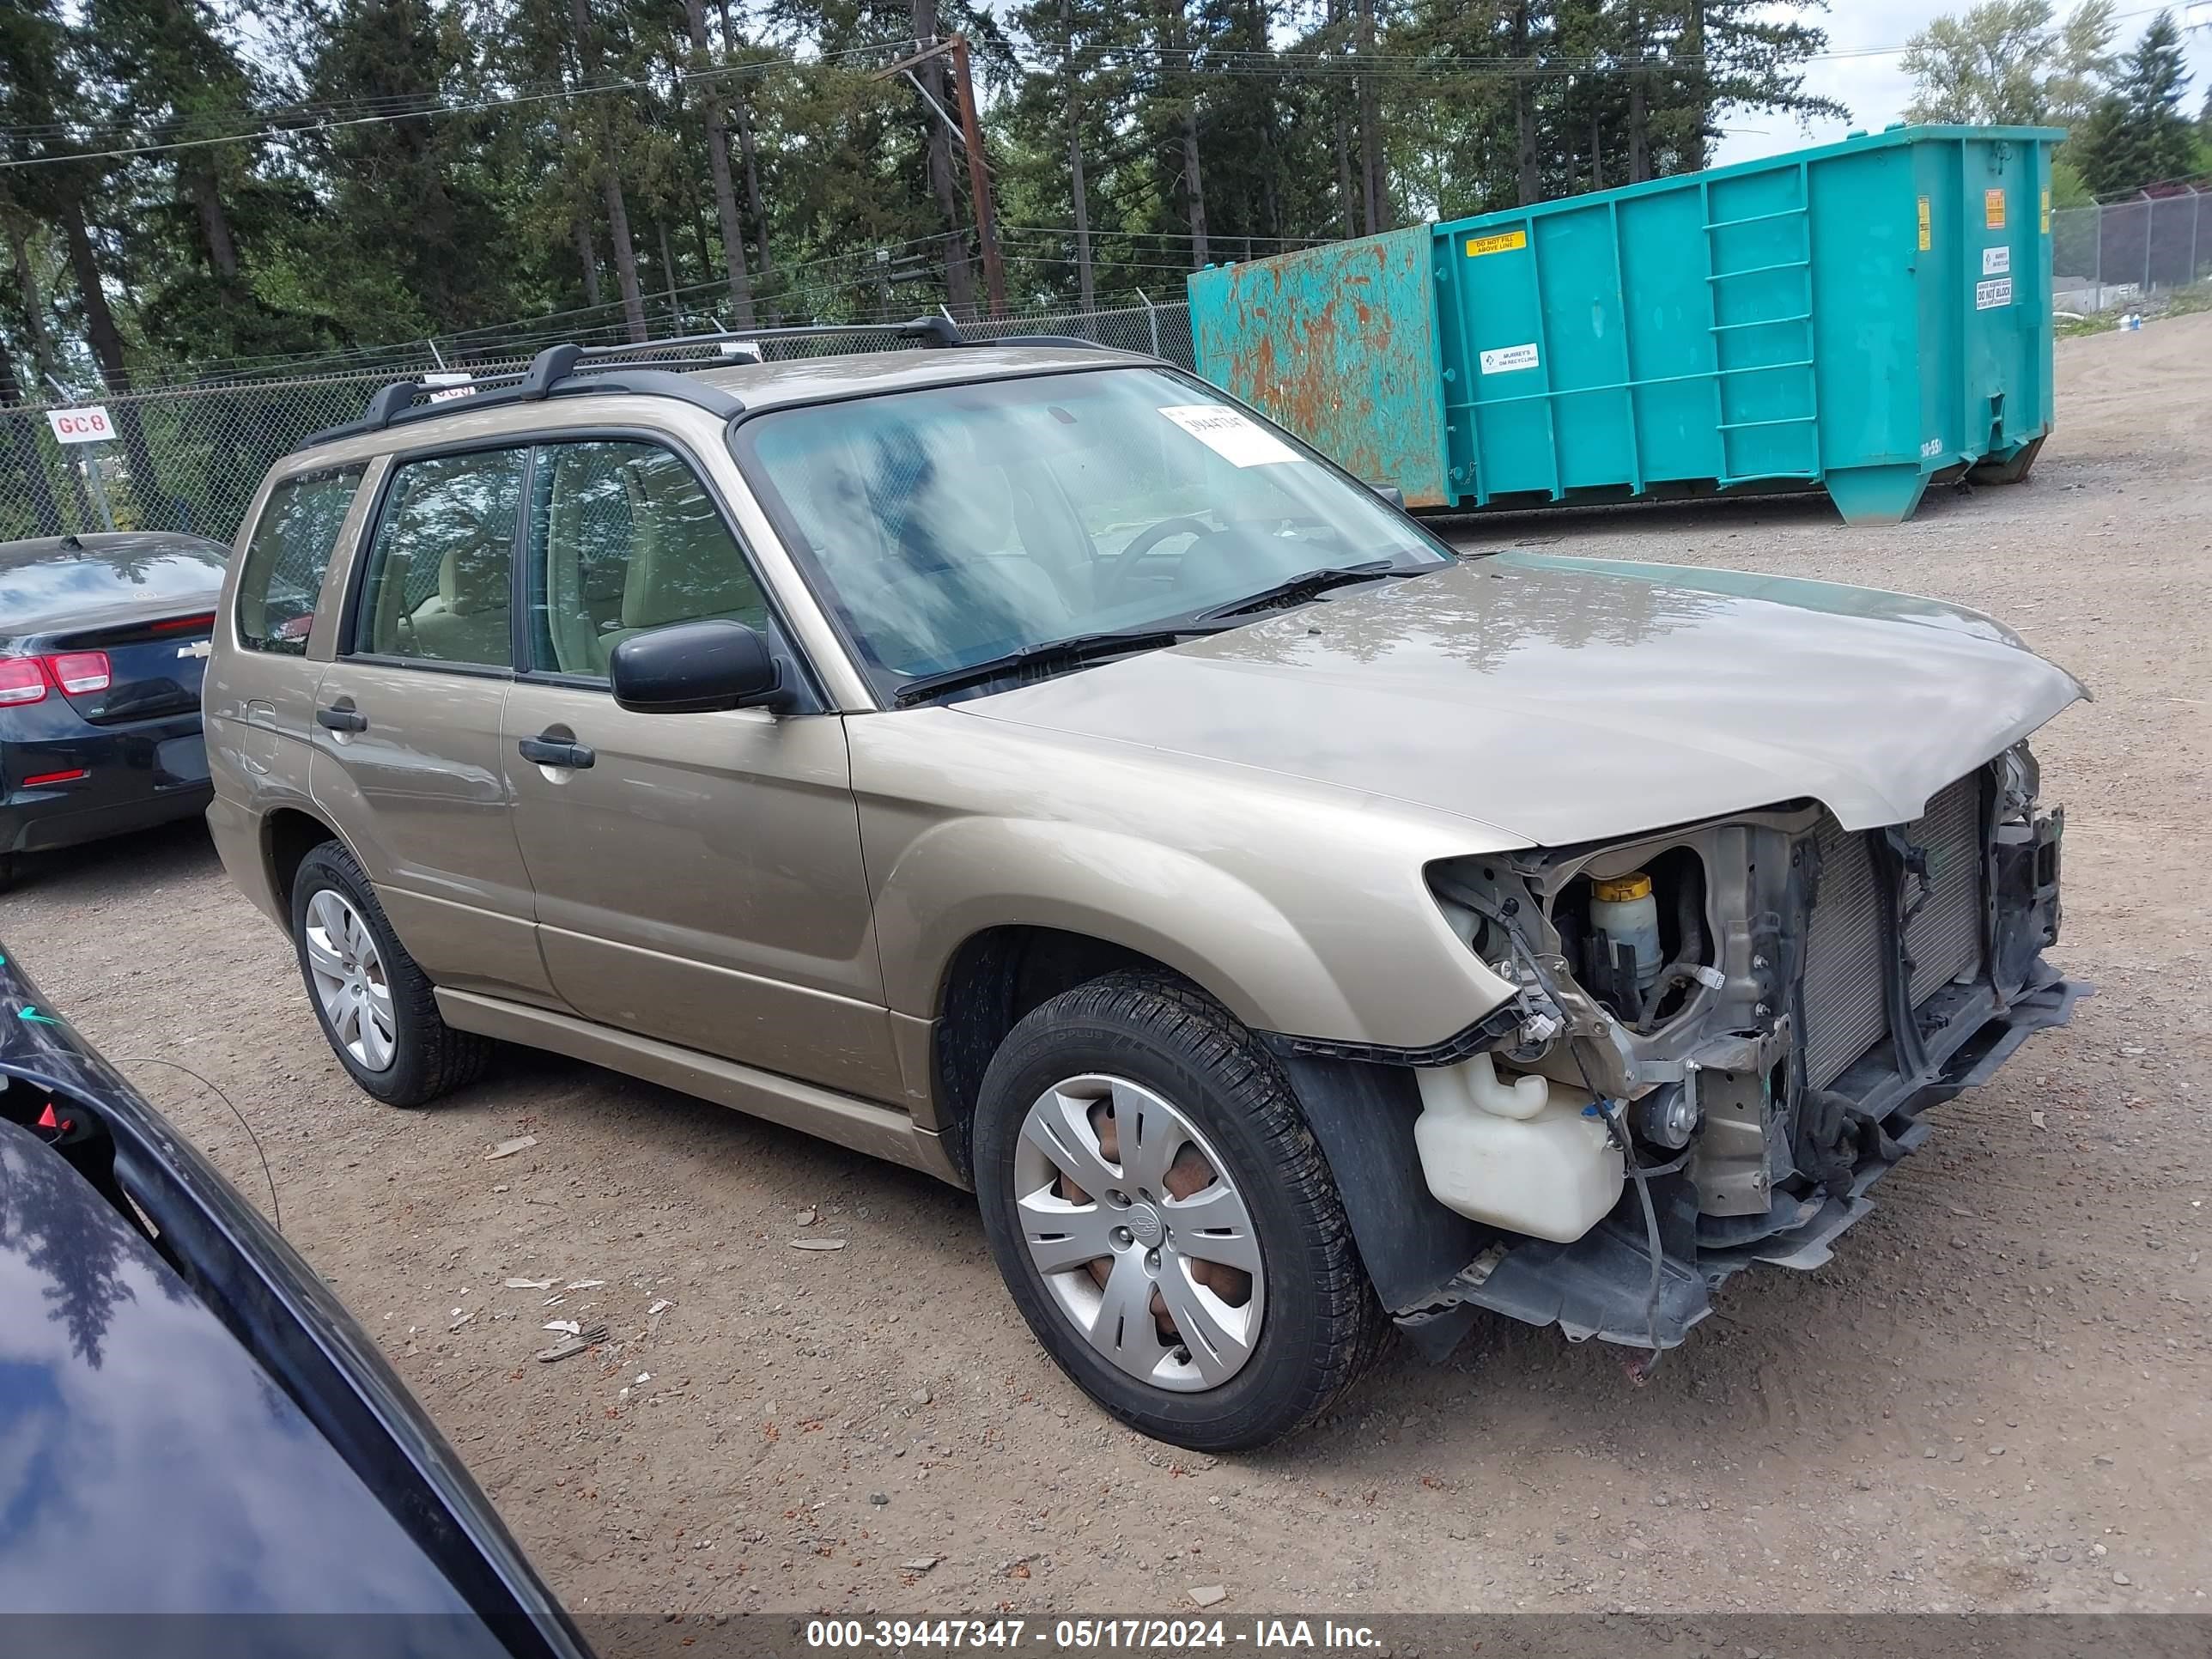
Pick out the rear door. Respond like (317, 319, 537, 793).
(309, 445, 554, 1003)
(207, 465, 368, 910)
(500, 436, 898, 1100)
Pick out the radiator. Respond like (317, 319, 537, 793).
(1800, 775, 1984, 1088)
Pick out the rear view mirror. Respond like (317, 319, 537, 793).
(610, 621, 790, 714)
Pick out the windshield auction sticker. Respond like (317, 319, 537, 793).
(1158, 404, 1301, 467)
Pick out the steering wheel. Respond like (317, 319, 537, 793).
(1102, 515, 1218, 605)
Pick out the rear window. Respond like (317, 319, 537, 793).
(0, 540, 228, 634)
(234, 466, 363, 654)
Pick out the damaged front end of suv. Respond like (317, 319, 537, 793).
(1384, 741, 2082, 1361)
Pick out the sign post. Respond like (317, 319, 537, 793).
(44, 404, 118, 533)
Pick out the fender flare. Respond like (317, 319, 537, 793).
(878, 817, 1375, 1040)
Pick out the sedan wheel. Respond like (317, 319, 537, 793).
(303, 888, 397, 1072)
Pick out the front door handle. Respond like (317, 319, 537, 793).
(518, 733, 595, 769)
(316, 702, 368, 733)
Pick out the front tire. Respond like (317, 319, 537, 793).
(973, 971, 1387, 1450)
(289, 841, 490, 1107)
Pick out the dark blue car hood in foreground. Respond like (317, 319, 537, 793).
(0, 944, 590, 1655)
(0, 1114, 489, 1613)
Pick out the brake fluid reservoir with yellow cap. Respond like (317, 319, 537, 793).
(1589, 871, 1662, 993)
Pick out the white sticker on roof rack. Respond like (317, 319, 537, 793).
(1158, 404, 1300, 467)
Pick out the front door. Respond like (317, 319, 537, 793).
(310, 443, 552, 1002)
(501, 436, 897, 1103)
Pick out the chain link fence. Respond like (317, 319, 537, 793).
(2051, 187, 2210, 315)
(0, 298, 1195, 545)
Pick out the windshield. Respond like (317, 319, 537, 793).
(731, 367, 1454, 699)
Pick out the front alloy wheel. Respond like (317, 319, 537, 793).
(974, 971, 1387, 1450)
(1014, 1074, 1266, 1391)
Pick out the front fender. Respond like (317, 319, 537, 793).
(872, 814, 1514, 1048)
(873, 817, 1356, 1036)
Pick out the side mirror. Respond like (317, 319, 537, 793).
(610, 620, 790, 714)
(1371, 483, 1406, 510)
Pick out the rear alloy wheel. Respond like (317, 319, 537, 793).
(974, 972, 1387, 1450)
(289, 841, 491, 1107)
(303, 887, 396, 1072)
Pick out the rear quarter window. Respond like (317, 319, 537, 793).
(234, 466, 364, 654)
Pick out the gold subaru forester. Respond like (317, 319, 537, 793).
(207, 326, 2085, 1449)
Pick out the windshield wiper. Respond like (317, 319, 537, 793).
(1196, 560, 1420, 622)
(890, 627, 1224, 708)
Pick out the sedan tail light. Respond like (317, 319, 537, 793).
(0, 659, 46, 706)
(0, 651, 115, 706)
(49, 651, 112, 695)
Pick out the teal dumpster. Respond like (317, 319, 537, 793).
(1188, 124, 2062, 525)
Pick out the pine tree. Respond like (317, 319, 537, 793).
(289, 0, 522, 343)
(2072, 10, 2195, 195)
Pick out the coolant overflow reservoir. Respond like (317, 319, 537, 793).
(1590, 871, 1663, 990)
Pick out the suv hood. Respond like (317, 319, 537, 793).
(963, 552, 2086, 846)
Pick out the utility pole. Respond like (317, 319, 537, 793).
(1061, 0, 1094, 310)
(873, 36, 1007, 319)
(947, 37, 1006, 319)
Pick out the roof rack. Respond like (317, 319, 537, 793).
(295, 313, 1116, 452)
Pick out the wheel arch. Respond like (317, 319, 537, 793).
(929, 924, 1196, 1181)
(264, 805, 346, 915)
(878, 820, 1371, 1038)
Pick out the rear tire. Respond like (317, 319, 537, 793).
(973, 971, 1388, 1451)
(289, 841, 491, 1107)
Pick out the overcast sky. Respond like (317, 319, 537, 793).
(1711, 0, 2212, 166)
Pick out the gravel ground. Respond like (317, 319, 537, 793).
(8, 313, 2209, 1616)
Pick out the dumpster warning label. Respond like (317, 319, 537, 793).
(1976, 277, 2014, 310)
(1985, 188, 2007, 228)
(1917, 197, 1932, 251)
(1479, 343, 1540, 375)
(1464, 229, 1528, 258)
(2041, 188, 2051, 234)
(1157, 404, 1300, 467)
(1983, 246, 2011, 276)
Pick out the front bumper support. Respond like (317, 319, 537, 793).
(1395, 965, 2089, 1354)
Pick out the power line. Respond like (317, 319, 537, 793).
(7, 0, 2201, 167)
(3, 10, 2179, 167)
(0, 41, 908, 168)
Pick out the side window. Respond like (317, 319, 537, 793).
(234, 466, 363, 654)
(353, 449, 525, 666)
(526, 441, 771, 680)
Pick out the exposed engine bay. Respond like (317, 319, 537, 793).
(1400, 740, 2081, 1357)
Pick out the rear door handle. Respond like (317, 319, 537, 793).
(518, 734, 595, 769)
(316, 702, 368, 732)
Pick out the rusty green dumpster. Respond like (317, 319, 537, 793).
(1188, 124, 2063, 525)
